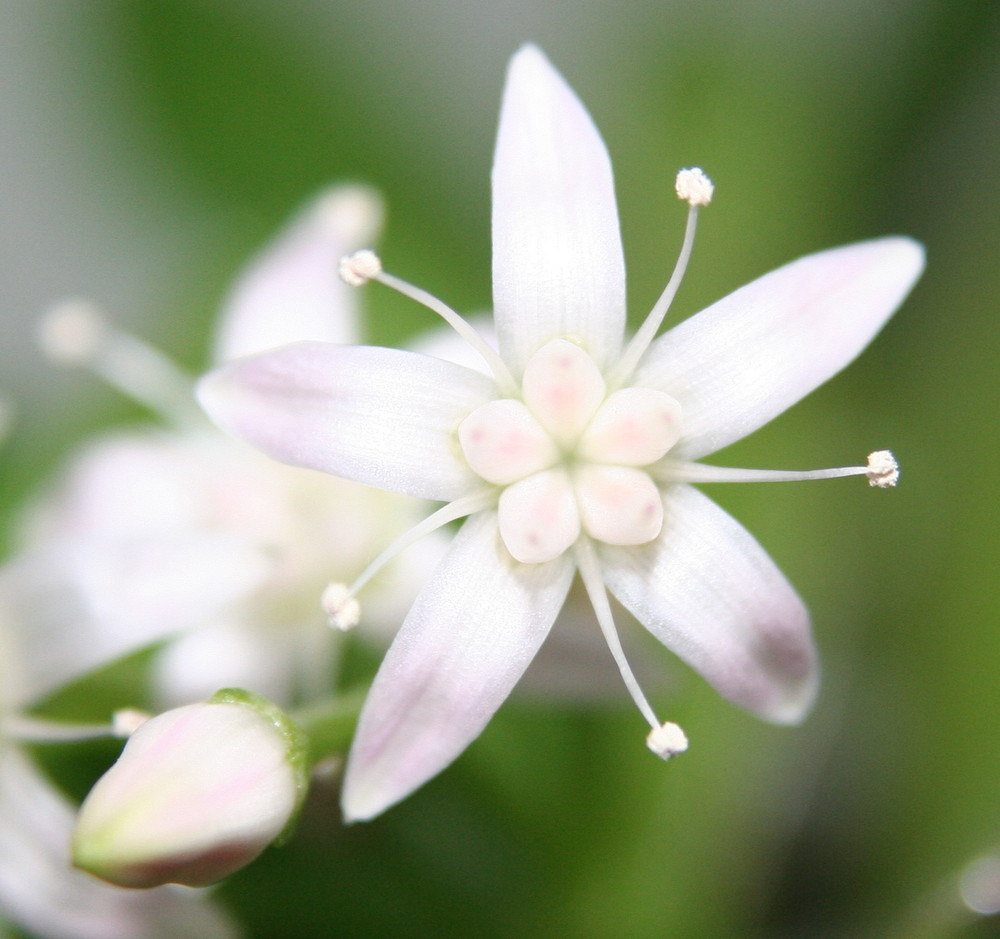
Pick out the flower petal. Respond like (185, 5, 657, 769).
(579, 387, 683, 466)
(199, 342, 496, 500)
(341, 511, 575, 821)
(498, 469, 580, 563)
(599, 485, 818, 723)
(458, 399, 557, 485)
(521, 339, 606, 444)
(636, 237, 925, 459)
(492, 45, 626, 373)
(214, 186, 383, 362)
(575, 465, 663, 546)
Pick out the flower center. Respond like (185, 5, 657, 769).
(459, 338, 683, 563)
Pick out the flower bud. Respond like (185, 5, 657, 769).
(72, 689, 308, 888)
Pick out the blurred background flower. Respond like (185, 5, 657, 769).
(1, 1, 998, 936)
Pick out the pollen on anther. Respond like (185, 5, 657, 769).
(38, 299, 108, 364)
(112, 708, 152, 738)
(866, 450, 899, 488)
(322, 582, 361, 631)
(646, 721, 689, 759)
(338, 249, 383, 287)
(675, 167, 714, 207)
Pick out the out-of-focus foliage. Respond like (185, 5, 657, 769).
(2, 1, 998, 936)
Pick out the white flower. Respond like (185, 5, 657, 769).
(72, 690, 306, 889)
(198, 45, 924, 821)
(2, 186, 442, 709)
(0, 610, 239, 939)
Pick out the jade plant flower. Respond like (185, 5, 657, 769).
(1, 185, 440, 709)
(199, 45, 924, 821)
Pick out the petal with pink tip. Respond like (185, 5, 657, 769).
(599, 485, 818, 724)
(636, 237, 925, 459)
(579, 387, 683, 466)
(498, 469, 580, 564)
(492, 45, 626, 373)
(214, 186, 383, 362)
(341, 511, 574, 821)
(198, 342, 496, 501)
(575, 465, 663, 546)
(521, 339, 606, 445)
(458, 399, 557, 485)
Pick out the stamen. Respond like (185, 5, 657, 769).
(324, 489, 496, 630)
(866, 450, 899, 488)
(37, 299, 203, 429)
(112, 708, 152, 737)
(575, 538, 685, 757)
(37, 298, 108, 363)
(657, 452, 901, 487)
(675, 167, 714, 207)
(340, 251, 518, 395)
(2, 714, 118, 743)
(609, 174, 707, 388)
(646, 721, 689, 760)
(321, 582, 361, 632)
(338, 249, 382, 286)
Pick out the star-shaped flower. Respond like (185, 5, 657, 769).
(3, 186, 440, 710)
(199, 45, 924, 821)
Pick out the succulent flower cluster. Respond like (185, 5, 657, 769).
(0, 43, 921, 937)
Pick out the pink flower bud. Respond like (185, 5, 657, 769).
(72, 689, 307, 888)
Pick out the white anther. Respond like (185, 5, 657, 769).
(314, 186, 384, 243)
(866, 450, 899, 488)
(322, 582, 361, 631)
(38, 299, 108, 364)
(646, 721, 689, 759)
(675, 167, 714, 207)
(338, 249, 383, 286)
(112, 708, 152, 737)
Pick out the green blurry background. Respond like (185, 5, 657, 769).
(2, 1, 999, 936)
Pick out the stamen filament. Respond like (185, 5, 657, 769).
(372, 270, 519, 395)
(609, 203, 700, 389)
(574, 537, 660, 731)
(94, 331, 204, 428)
(3, 714, 118, 743)
(38, 300, 203, 429)
(325, 488, 497, 629)
(658, 451, 899, 488)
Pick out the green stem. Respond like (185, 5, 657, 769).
(290, 690, 367, 769)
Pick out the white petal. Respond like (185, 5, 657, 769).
(575, 465, 663, 546)
(214, 185, 383, 362)
(0, 535, 269, 706)
(199, 342, 496, 501)
(599, 485, 818, 723)
(521, 339, 606, 444)
(458, 399, 557, 485)
(498, 469, 581, 564)
(635, 237, 925, 459)
(492, 45, 626, 373)
(341, 511, 574, 821)
(579, 387, 683, 466)
(0, 749, 239, 939)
